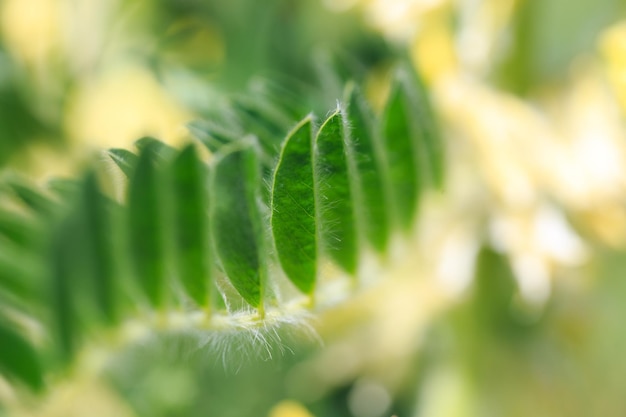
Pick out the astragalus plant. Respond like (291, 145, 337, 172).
(0, 61, 443, 415)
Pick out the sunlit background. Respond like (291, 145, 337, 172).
(2, 0, 626, 416)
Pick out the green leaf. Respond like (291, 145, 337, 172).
(314, 109, 358, 274)
(233, 95, 292, 154)
(0, 207, 42, 249)
(234, 94, 291, 133)
(0, 320, 43, 391)
(247, 77, 308, 121)
(49, 218, 77, 362)
(271, 117, 317, 294)
(171, 145, 211, 307)
(46, 178, 82, 201)
(81, 173, 118, 323)
(380, 73, 421, 231)
(187, 120, 238, 154)
(127, 142, 167, 308)
(8, 181, 55, 217)
(107, 149, 139, 179)
(135, 137, 177, 162)
(400, 65, 445, 189)
(344, 84, 391, 253)
(0, 244, 41, 303)
(212, 140, 265, 309)
(470, 247, 528, 337)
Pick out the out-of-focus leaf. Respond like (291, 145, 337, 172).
(49, 217, 77, 362)
(8, 181, 56, 218)
(187, 120, 241, 154)
(0, 75, 53, 167)
(344, 84, 391, 253)
(0, 208, 42, 249)
(46, 178, 82, 201)
(82, 173, 118, 323)
(135, 137, 177, 162)
(495, 0, 624, 95)
(0, 245, 41, 303)
(127, 142, 167, 308)
(380, 73, 421, 231)
(471, 247, 525, 336)
(107, 149, 139, 179)
(171, 145, 211, 307)
(233, 95, 293, 155)
(235, 94, 292, 133)
(402, 65, 445, 189)
(247, 77, 308, 122)
(314, 109, 358, 274)
(271, 117, 317, 294)
(0, 320, 43, 391)
(45, 173, 122, 358)
(212, 141, 264, 309)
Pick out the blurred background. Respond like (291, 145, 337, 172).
(2, 0, 626, 416)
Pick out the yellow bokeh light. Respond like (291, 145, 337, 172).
(65, 65, 193, 150)
(268, 400, 315, 417)
(0, 0, 61, 66)
(599, 20, 626, 113)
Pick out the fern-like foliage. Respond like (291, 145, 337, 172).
(0, 64, 443, 393)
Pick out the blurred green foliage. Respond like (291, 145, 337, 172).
(495, 0, 626, 94)
(0, 51, 58, 166)
(1, 1, 626, 417)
